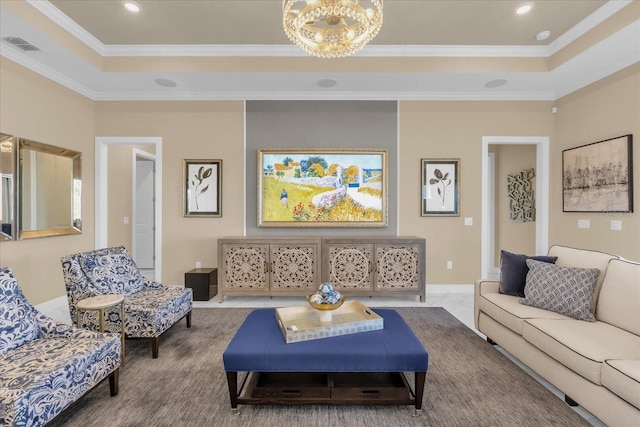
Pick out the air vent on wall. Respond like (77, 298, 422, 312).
(2, 37, 40, 51)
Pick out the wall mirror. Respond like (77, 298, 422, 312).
(1, 133, 17, 241)
(18, 138, 82, 239)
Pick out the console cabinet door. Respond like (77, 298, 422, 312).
(374, 244, 422, 293)
(269, 243, 320, 294)
(220, 243, 269, 295)
(324, 243, 373, 292)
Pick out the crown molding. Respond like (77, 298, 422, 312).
(92, 90, 556, 102)
(26, 0, 105, 55)
(29, 0, 625, 59)
(554, 19, 640, 98)
(548, 0, 634, 55)
(101, 43, 550, 58)
(0, 43, 96, 99)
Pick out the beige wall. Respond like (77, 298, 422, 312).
(0, 57, 95, 304)
(552, 63, 640, 259)
(94, 101, 245, 286)
(399, 101, 554, 284)
(1, 57, 638, 304)
(491, 144, 537, 264)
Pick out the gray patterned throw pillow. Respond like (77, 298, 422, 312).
(521, 259, 600, 322)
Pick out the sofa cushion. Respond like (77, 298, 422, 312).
(79, 250, 145, 296)
(596, 259, 640, 335)
(498, 250, 558, 297)
(523, 318, 640, 385)
(521, 259, 599, 322)
(601, 359, 640, 410)
(0, 268, 41, 354)
(547, 245, 618, 314)
(478, 293, 570, 336)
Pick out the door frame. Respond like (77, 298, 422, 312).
(481, 136, 549, 279)
(95, 136, 163, 281)
(132, 149, 156, 269)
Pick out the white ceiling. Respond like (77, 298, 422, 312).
(1, 0, 639, 101)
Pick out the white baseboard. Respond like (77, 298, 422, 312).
(426, 284, 474, 293)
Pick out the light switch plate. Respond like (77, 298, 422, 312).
(464, 217, 473, 226)
(578, 219, 590, 229)
(610, 220, 622, 231)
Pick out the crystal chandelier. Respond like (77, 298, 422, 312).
(283, 0, 383, 59)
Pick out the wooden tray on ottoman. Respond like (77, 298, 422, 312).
(275, 300, 383, 343)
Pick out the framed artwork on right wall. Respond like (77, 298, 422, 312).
(562, 134, 633, 213)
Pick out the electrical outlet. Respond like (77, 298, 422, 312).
(195, 261, 202, 269)
(578, 219, 590, 229)
(123, 216, 129, 225)
(464, 217, 473, 226)
(611, 220, 622, 231)
(447, 261, 453, 270)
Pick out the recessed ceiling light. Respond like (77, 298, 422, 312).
(536, 30, 551, 41)
(317, 79, 337, 88)
(124, 2, 140, 13)
(154, 78, 177, 88)
(484, 79, 508, 89)
(516, 3, 533, 15)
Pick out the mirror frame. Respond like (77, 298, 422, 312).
(0, 133, 18, 241)
(17, 138, 82, 239)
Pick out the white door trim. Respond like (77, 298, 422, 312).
(95, 136, 163, 281)
(481, 136, 549, 279)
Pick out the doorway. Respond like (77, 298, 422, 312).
(133, 150, 155, 273)
(95, 137, 163, 281)
(481, 136, 549, 279)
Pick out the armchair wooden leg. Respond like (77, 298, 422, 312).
(109, 368, 120, 396)
(151, 337, 159, 358)
(186, 310, 192, 328)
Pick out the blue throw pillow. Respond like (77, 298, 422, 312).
(499, 250, 558, 297)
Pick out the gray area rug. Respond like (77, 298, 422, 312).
(50, 307, 590, 427)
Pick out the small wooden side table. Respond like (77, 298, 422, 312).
(77, 294, 126, 364)
(185, 268, 218, 301)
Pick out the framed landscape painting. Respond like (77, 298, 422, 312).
(562, 134, 633, 213)
(421, 158, 460, 216)
(183, 159, 222, 217)
(258, 148, 387, 227)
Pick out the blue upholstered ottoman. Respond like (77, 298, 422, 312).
(223, 308, 429, 414)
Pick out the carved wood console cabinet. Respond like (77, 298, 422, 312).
(217, 236, 425, 302)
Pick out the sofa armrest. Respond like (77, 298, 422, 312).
(475, 279, 500, 296)
(474, 279, 500, 330)
(142, 277, 166, 290)
(37, 312, 118, 341)
(37, 312, 74, 337)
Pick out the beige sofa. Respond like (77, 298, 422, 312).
(475, 245, 640, 427)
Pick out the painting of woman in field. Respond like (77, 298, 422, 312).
(258, 149, 387, 227)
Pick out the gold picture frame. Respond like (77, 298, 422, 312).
(258, 148, 387, 227)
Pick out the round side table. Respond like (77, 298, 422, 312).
(77, 294, 126, 364)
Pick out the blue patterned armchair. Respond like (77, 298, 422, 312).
(0, 267, 121, 426)
(61, 246, 192, 358)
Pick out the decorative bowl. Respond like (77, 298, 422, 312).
(307, 295, 346, 311)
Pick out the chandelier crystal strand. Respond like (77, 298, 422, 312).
(283, 0, 383, 58)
